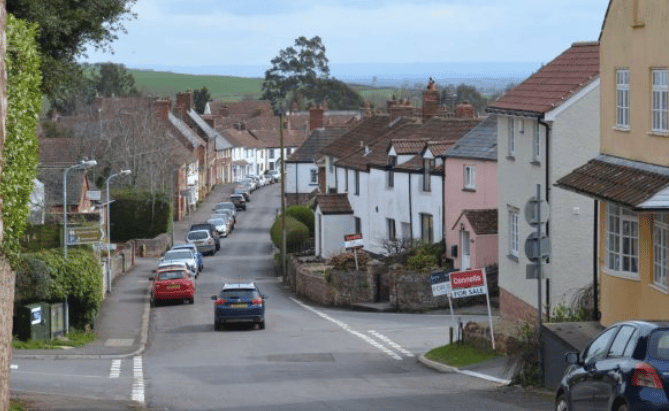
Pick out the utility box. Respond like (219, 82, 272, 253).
(15, 302, 51, 341)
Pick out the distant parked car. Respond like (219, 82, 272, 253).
(207, 217, 229, 238)
(158, 249, 198, 277)
(213, 202, 236, 221)
(150, 267, 195, 306)
(554, 320, 669, 411)
(186, 229, 216, 256)
(189, 223, 220, 251)
(257, 175, 267, 187)
(171, 243, 204, 272)
(241, 178, 257, 191)
(265, 169, 280, 183)
(156, 260, 197, 279)
(234, 186, 251, 202)
(211, 282, 266, 330)
(229, 194, 246, 211)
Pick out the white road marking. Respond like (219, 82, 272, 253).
(109, 359, 121, 378)
(131, 356, 145, 403)
(368, 330, 415, 357)
(290, 298, 402, 360)
(10, 364, 17, 370)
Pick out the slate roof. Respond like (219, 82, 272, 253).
(38, 167, 91, 208)
(168, 112, 205, 148)
(457, 209, 498, 235)
(187, 109, 231, 148)
(487, 42, 600, 116)
(219, 128, 264, 149)
(251, 128, 309, 148)
(556, 154, 669, 210)
(444, 115, 498, 160)
(315, 193, 354, 215)
(287, 128, 349, 163)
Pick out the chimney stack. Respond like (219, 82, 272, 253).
(155, 98, 171, 121)
(455, 101, 477, 118)
(309, 103, 325, 130)
(422, 78, 440, 120)
(176, 90, 193, 119)
(387, 96, 413, 122)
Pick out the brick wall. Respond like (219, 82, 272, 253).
(500, 287, 539, 322)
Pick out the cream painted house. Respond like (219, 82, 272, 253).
(487, 42, 601, 321)
(558, 0, 669, 326)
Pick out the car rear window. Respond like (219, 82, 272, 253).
(649, 330, 669, 360)
(164, 251, 193, 260)
(157, 270, 187, 281)
(188, 231, 209, 240)
(219, 289, 259, 300)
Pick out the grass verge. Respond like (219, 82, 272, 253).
(9, 399, 26, 411)
(11, 330, 97, 350)
(424, 342, 503, 368)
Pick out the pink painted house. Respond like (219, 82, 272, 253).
(442, 116, 498, 270)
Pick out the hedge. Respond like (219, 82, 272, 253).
(109, 188, 171, 242)
(285, 205, 314, 236)
(270, 215, 309, 253)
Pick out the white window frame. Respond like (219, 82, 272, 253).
(464, 165, 475, 190)
(532, 122, 541, 163)
(652, 69, 668, 133)
(616, 69, 630, 129)
(309, 168, 318, 184)
(655, 213, 669, 289)
(606, 203, 639, 277)
(508, 117, 515, 157)
(509, 208, 519, 257)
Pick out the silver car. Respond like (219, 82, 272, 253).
(159, 250, 199, 277)
(207, 217, 229, 238)
(186, 229, 216, 255)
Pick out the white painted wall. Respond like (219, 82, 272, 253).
(285, 162, 319, 194)
(315, 209, 355, 258)
(497, 81, 600, 315)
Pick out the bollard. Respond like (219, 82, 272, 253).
(449, 326, 453, 345)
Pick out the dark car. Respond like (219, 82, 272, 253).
(233, 186, 251, 202)
(211, 283, 266, 330)
(229, 194, 246, 210)
(189, 223, 220, 252)
(555, 320, 669, 411)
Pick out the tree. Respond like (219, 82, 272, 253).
(311, 78, 363, 110)
(193, 86, 211, 114)
(6, 0, 136, 106)
(261, 35, 330, 104)
(91, 62, 138, 98)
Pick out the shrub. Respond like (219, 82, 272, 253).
(270, 215, 310, 253)
(110, 188, 172, 242)
(285, 205, 315, 236)
(329, 251, 370, 270)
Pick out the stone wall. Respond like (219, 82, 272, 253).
(388, 268, 451, 311)
(133, 233, 172, 258)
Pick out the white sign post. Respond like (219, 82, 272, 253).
(430, 270, 456, 327)
(449, 268, 495, 350)
(344, 233, 364, 271)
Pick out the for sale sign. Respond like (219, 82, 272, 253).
(449, 269, 487, 299)
(430, 271, 452, 297)
(344, 233, 364, 249)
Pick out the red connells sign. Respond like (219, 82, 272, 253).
(449, 269, 485, 289)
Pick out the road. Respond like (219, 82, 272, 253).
(10, 183, 554, 410)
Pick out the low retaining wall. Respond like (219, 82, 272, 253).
(388, 269, 451, 311)
(133, 233, 172, 258)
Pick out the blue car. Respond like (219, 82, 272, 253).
(211, 283, 266, 331)
(171, 244, 204, 272)
(555, 320, 669, 411)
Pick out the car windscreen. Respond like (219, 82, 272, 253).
(164, 251, 193, 260)
(157, 270, 187, 281)
(187, 231, 209, 240)
(218, 289, 259, 300)
(217, 202, 234, 209)
(649, 329, 669, 360)
(208, 219, 225, 226)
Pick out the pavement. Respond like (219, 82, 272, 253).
(10, 181, 525, 410)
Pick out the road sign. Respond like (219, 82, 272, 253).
(526, 262, 550, 279)
(95, 244, 117, 251)
(430, 271, 452, 297)
(524, 196, 549, 226)
(344, 233, 364, 249)
(524, 232, 551, 262)
(87, 190, 101, 201)
(66, 225, 104, 245)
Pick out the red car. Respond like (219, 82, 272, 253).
(150, 268, 195, 306)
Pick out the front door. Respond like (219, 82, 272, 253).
(461, 230, 470, 270)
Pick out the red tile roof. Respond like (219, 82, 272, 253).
(390, 139, 429, 155)
(319, 115, 399, 160)
(315, 193, 353, 215)
(487, 42, 599, 115)
(462, 209, 498, 235)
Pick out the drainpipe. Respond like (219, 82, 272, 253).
(593, 200, 600, 320)
(409, 172, 414, 241)
(538, 116, 551, 319)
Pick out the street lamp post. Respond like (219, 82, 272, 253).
(105, 169, 131, 293)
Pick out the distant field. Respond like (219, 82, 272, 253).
(130, 70, 263, 101)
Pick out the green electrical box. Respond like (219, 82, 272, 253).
(15, 302, 51, 341)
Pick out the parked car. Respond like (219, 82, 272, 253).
(229, 194, 246, 210)
(257, 175, 267, 187)
(265, 169, 280, 183)
(189, 223, 221, 251)
(150, 267, 195, 306)
(233, 186, 251, 202)
(156, 260, 197, 279)
(554, 320, 669, 411)
(207, 217, 229, 238)
(186, 229, 216, 256)
(211, 282, 266, 330)
(171, 243, 204, 272)
(158, 250, 198, 277)
(241, 177, 257, 191)
(214, 202, 236, 221)
(248, 175, 262, 188)
(213, 209, 235, 229)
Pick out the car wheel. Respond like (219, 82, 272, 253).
(616, 405, 629, 411)
(150, 295, 156, 307)
(555, 394, 568, 411)
(189, 297, 195, 304)
(258, 320, 265, 330)
(214, 321, 221, 331)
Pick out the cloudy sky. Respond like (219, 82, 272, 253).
(83, 0, 610, 77)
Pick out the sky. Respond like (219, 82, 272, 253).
(82, 0, 610, 79)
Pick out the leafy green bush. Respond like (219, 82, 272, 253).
(15, 247, 102, 329)
(270, 215, 309, 253)
(405, 241, 442, 272)
(329, 251, 370, 270)
(110, 188, 171, 242)
(3, 15, 42, 256)
(285, 205, 315, 236)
